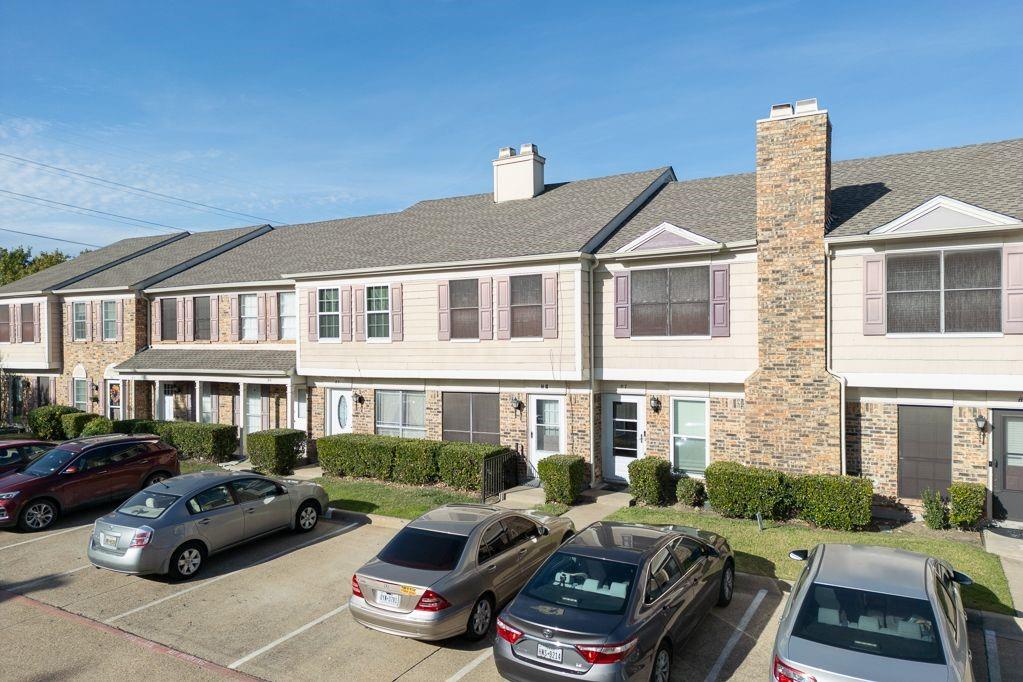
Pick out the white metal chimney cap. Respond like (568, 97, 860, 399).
(519, 143, 539, 156)
(498, 146, 516, 159)
(794, 98, 819, 114)
(769, 103, 794, 119)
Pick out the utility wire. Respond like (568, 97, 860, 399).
(0, 188, 188, 232)
(1, 191, 167, 231)
(0, 151, 286, 225)
(0, 226, 100, 248)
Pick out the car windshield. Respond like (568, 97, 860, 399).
(22, 448, 76, 477)
(791, 583, 945, 664)
(118, 491, 179, 519)
(377, 528, 468, 571)
(522, 552, 637, 615)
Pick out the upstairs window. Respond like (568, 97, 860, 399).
(240, 294, 258, 340)
(318, 288, 340, 339)
(887, 249, 1001, 334)
(631, 266, 710, 336)
(102, 300, 117, 341)
(510, 274, 542, 338)
(193, 296, 211, 341)
(366, 285, 390, 339)
(278, 292, 296, 340)
(160, 299, 177, 341)
(0, 306, 9, 343)
(20, 303, 35, 342)
(450, 279, 479, 340)
(74, 301, 89, 341)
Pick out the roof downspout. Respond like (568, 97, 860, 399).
(586, 255, 598, 489)
(824, 241, 847, 475)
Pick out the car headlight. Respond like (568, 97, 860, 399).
(0, 491, 20, 500)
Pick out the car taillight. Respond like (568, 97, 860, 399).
(773, 656, 816, 682)
(129, 526, 154, 548)
(351, 574, 363, 598)
(496, 617, 523, 645)
(414, 589, 451, 611)
(575, 637, 637, 665)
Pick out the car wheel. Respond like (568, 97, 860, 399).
(295, 501, 319, 533)
(464, 595, 494, 641)
(717, 560, 735, 607)
(19, 499, 58, 531)
(144, 472, 169, 488)
(169, 542, 206, 580)
(651, 641, 671, 682)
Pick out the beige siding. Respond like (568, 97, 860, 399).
(298, 268, 580, 379)
(0, 296, 57, 370)
(594, 255, 758, 379)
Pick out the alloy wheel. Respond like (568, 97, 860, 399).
(299, 506, 317, 530)
(147, 474, 166, 485)
(24, 502, 54, 530)
(654, 648, 671, 682)
(471, 598, 492, 636)
(178, 548, 202, 576)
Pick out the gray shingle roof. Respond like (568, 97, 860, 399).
(58, 225, 268, 291)
(116, 348, 295, 375)
(0, 233, 183, 296)
(153, 167, 670, 288)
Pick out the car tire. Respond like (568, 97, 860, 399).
(651, 641, 672, 682)
(144, 472, 170, 488)
(561, 530, 574, 544)
(168, 542, 206, 580)
(295, 501, 319, 533)
(717, 560, 735, 607)
(463, 595, 494, 641)
(19, 498, 58, 532)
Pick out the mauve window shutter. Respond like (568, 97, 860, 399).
(613, 272, 631, 338)
(261, 386, 270, 430)
(257, 293, 267, 341)
(115, 299, 123, 342)
(184, 297, 194, 342)
(1004, 244, 1023, 334)
(85, 301, 93, 341)
(495, 276, 511, 340)
(306, 290, 318, 341)
(210, 295, 219, 341)
(340, 286, 352, 341)
(354, 285, 365, 341)
(390, 283, 403, 341)
(11, 304, 19, 343)
(267, 293, 279, 341)
(710, 264, 731, 337)
(65, 304, 73, 342)
(33, 302, 41, 342)
(863, 255, 887, 335)
(68, 378, 74, 405)
(176, 297, 185, 341)
(437, 281, 450, 341)
(479, 277, 493, 340)
(230, 295, 240, 341)
(49, 377, 56, 403)
(151, 300, 160, 343)
(541, 273, 558, 339)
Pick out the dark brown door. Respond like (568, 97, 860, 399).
(993, 411, 1023, 521)
(898, 406, 952, 498)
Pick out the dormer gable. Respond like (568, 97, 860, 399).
(869, 195, 1021, 235)
(614, 221, 718, 253)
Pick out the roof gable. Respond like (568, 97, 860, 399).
(869, 195, 1021, 235)
(615, 221, 717, 253)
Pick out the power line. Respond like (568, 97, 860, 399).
(0, 151, 286, 225)
(0, 188, 187, 232)
(0, 226, 100, 248)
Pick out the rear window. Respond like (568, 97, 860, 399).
(378, 528, 468, 571)
(119, 491, 179, 519)
(791, 583, 945, 664)
(522, 552, 637, 615)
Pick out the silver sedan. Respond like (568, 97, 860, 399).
(350, 504, 574, 641)
(88, 470, 329, 579)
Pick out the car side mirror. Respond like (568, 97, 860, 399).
(789, 549, 809, 561)
(953, 571, 973, 586)
(539, 525, 550, 536)
(62, 466, 79, 475)
(703, 545, 719, 558)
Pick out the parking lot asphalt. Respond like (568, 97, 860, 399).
(0, 503, 1015, 681)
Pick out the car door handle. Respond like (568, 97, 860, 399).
(487, 564, 497, 572)
(517, 548, 528, 556)
(197, 518, 211, 526)
(245, 507, 256, 514)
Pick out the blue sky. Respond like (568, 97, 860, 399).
(1, 1, 1020, 254)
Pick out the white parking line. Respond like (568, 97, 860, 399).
(105, 521, 358, 624)
(228, 603, 349, 669)
(446, 649, 494, 682)
(985, 628, 1002, 682)
(0, 525, 88, 550)
(704, 588, 767, 682)
(5, 564, 91, 592)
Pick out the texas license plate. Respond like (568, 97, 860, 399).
(375, 591, 401, 608)
(536, 643, 562, 663)
(100, 533, 117, 549)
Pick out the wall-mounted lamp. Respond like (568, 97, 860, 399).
(508, 396, 524, 414)
(90, 382, 100, 392)
(353, 392, 365, 405)
(975, 413, 989, 443)
(649, 396, 662, 413)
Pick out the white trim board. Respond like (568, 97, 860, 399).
(297, 366, 585, 382)
(595, 369, 752, 384)
(869, 196, 1021, 235)
(841, 372, 1023, 392)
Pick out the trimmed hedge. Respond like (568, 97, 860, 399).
(170, 422, 238, 462)
(392, 439, 442, 485)
(705, 461, 793, 520)
(676, 476, 706, 508)
(949, 482, 987, 529)
(28, 405, 81, 440)
(437, 441, 507, 491)
(61, 412, 100, 439)
(111, 418, 166, 435)
(628, 457, 674, 506)
(317, 434, 397, 479)
(793, 474, 873, 530)
(81, 417, 114, 437)
(247, 428, 305, 475)
(921, 488, 948, 530)
(538, 455, 586, 504)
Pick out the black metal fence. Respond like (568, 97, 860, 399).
(481, 449, 521, 502)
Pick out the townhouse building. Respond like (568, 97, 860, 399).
(2, 98, 1021, 520)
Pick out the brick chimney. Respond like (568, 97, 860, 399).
(743, 98, 843, 474)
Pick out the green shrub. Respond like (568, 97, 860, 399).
(316, 435, 349, 476)
(80, 417, 114, 437)
(921, 488, 948, 530)
(132, 420, 167, 435)
(628, 457, 674, 506)
(392, 439, 442, 485)
(28, 405, 81, 440)
(437, 442, 508, 491)
(705, 461, 794, 520)
(949, 482, 987, 529)
(793, 474, 873, 530)
(247, 428, 305, 475)
(169, 422, 238, 462)
(315, 434, 397, 479)
(538, 455, 586, 504)
(676, 476, 707, 508)
(61, 412, 100, 438)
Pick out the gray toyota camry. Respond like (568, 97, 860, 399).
(88, 470, 328, 579)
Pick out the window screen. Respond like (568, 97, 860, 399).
(887, 250, 1001, 333)
(101, 301, 117, 340)
(442, 392, 500, 443)
(0, 306, 9, 343)
(450, 279, 479, 339)
(193, 296, 211, 341)
(631, 266, 710, 336)
(160, 299, 177, 341)
(510, 274, 542, 338)
(20, 303, 34, 341)
(898, 405, 952, 498)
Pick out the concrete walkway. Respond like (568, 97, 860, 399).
(985, 527, 1023, 619)
(498, 484, 633, 528)
(220, 458, 324, 480)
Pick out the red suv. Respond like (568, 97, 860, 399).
(0, 434, 180, 531)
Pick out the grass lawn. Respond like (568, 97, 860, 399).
(610, 506, 1014, 615)
(179, 458, 223, 475)
(315, 476, 475, 520)
(532, 503, 571, 516)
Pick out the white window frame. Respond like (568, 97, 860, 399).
(72, 302, 88, 341)
(106, 379, 123, 420)
(365, 284, 391, 342)
(239, 293, 258, 341)
(629, 263, 712, 339)
(73, 378, 89, 412)
(317, 287, 340, 341)
(278, 292, 297, 341)
(670, 397, 709, 476)
(101, 300, 117, 341)
(199, 382, 215, 424)
(375, 389, 425, 438)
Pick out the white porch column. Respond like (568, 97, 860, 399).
(194, 381, 202, 422)
(239, 381, 247, 456)
(155, 380, 163, 420)
(286, 382, 293, 429)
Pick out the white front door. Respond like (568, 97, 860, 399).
(602, 394, 645, 483)
(327, 389, 353, 435)
(162, 384, 175, 420)
(245, 385, 263, 435)
(293, 387, 308, 432)
(527, 395, 565, 479)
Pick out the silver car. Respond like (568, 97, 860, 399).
(88, 471, 329, 580)
(772, 543, 974, 682)
(350, 504, 574, 641)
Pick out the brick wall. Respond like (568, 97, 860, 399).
(953, 406, 988, 486)
(131, 380, 153, 419)
(499, 391, 528, 457)
(310, 386, 325, 440)
(425, 390, 443, 440)
(646, 394, 670, 461)
(846, 401, 899, 498)
(566, 392, 593, 479)
(352, 388, 375, 434)
(709, 397, 746, 463)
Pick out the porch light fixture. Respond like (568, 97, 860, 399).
(975, 414, 988, 432)
(649, 396, 662, 413)
(352, 392, 364, 405)
(508, 397, 524, 414)
(89, 382, 99, 392)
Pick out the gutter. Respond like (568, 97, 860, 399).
(824, 240, 848, 475)
(585, 255, 598, 488)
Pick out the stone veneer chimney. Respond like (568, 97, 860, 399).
(492, 143, 545, 203)
(743, 98, 843, 474)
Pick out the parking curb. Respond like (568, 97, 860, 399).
(326, 507, 409, 530)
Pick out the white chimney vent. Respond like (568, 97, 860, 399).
(769, 103, 794, 119)
(794, 98, 819, 114)
(493, 143, 545, 203)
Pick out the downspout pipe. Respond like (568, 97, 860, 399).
(585, 255, 598, 489)
(824, 241, 848, 475)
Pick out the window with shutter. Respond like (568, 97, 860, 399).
(317, 288, 340, 339)
(160, 299, 177, 341)
(366, 285, 390, 340)
(73, 302, 89, 341)
(631, 266, 710, 336)
(0, 306, 9, 343)
(449, 279, 479, 339)
(193, 296, 211, 340)
(509, 274, 542, 338)
(101, 300, 118, 341)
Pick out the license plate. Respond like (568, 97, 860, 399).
(375, 591, 402, 608)
(100, 533, 117, 549)
(536, 643, 562, 663)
